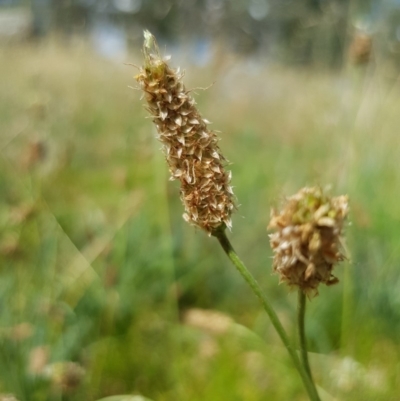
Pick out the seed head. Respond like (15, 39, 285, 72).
(43, 362, 85, 394)
(135, 31, 235, 234)
(268, 187, 349, 296)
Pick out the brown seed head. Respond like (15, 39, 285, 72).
(268, 187, 349, 297)
(349, 33, 372, 65)
(135, 31, 235, 234)
(44, 362, 85, 394)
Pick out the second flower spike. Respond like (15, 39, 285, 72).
(135, 31, 235, 234)
(268, 187, 349, 296)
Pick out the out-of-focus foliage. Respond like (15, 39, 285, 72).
(1, 0, 400, 67)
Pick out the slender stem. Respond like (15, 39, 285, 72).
(298, 289, 313, 379)
(212, 228, 321, 401)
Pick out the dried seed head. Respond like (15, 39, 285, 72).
(135, 31, 235, 234)
(268, 187, 349, 297)
(43, 362, 85, 394)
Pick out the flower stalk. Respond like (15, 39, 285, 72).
(268, 186, 349, 398)
(298, 289, 313, 380)
(212, 228, 321, 401)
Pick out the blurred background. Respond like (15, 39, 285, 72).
(1, 1, 400, 400)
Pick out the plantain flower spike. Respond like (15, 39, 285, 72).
(268, 187, 349, 297)
(135, 31, 235, 234)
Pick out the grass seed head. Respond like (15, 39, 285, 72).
(268, 186, 349, 297)
(135, 31, 235, 234)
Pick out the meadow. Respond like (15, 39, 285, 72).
(0, 40, 400, 400)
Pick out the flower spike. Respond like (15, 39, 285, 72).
(135, 31, 235, 234)
(268, 187, 349, 296)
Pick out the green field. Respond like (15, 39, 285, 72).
(1, 42, 400, 400)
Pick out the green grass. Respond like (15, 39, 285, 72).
(1, 42, 400, 400)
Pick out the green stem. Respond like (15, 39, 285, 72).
(212, 228, 321, 401)
(298, 289, 313, 380)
